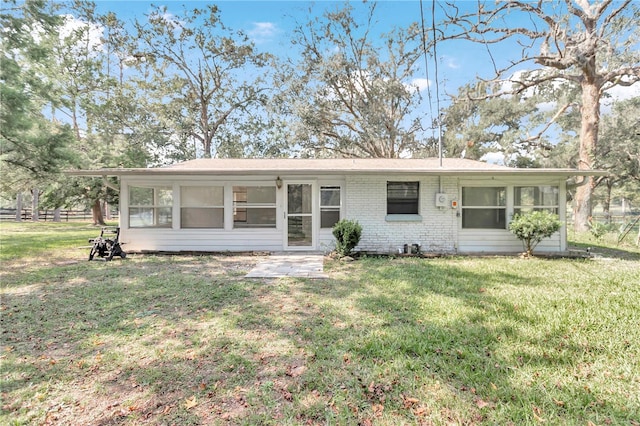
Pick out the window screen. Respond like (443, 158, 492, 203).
(387, 182, 419, 215)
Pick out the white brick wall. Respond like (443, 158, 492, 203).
(345, 174, 458, 254)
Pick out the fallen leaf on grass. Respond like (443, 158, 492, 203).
(413, 405, 429, 416)
(286, 365, 307, 377)
(476, 398, 489, 409)
(184, 396, 197, 409)
(402, 394, 419, 408)
(372, 403, 384, 417)
(553, 398, 565, 407)
(280, 389, 292, 401)
(532, 405, 546, 423)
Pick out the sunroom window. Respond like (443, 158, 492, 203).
(233, 186, 276, 228)
(514, 186, 559, 215)
(129, 186, 172, 228)
(181, 186, 224, 228)
(320, 186, 341, 228)
(462, 187, 506, 229)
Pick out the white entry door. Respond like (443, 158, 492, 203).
(285, 182, 314, 249)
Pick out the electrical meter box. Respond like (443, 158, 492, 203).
(435, 193, 448, 207)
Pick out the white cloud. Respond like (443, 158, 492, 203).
(60, 15, 104, 56)
(248, 22, 279, 44)
(481, 151, 505, 165)
(409, 78, 431, 92)
(602, 81, 640, 108)
(536, 101, 557, 113)
(443, 55, 460, 70)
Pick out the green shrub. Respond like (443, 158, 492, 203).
(589, 220, 618, 240)
(332, 219, 362, 257)
(509, 210, 561, 256)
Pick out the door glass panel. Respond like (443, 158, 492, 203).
(288, 216, 312, 246)
(287, 184, 313, 247)
(288, 184, 312, 214)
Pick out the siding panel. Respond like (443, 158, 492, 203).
(458, 229, 562, 253)
(120, 229, 283, 252)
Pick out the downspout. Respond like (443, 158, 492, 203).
(438, 121, 443, 193)
(102, 175, 120, 192)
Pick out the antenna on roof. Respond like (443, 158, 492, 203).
(432, 0, 443, 168)
(419, 0, 443, 168)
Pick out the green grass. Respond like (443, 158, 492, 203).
(1, 223, 639, 425)
(0, 221, 114, 261)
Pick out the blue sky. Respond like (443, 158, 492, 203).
(68, 0, 639, 111)
(91, 1, 498, 105)
(78, 0, 639, 161)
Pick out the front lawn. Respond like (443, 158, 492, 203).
(1, 223, 639, 425)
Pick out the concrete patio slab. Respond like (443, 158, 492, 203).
(245, 252, 328, 279)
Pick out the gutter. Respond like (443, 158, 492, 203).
(68, 168, 610, 178)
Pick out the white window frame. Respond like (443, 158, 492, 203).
(232, 185, 277, 229)
(180, 186, 225, 229)
(513, 186, 559, 215)
(320, 185, 342, 229)
(461, 186, 507, 230)
(128, 185, 173, 228)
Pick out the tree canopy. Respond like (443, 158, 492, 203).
(283, 2, 429, 158)
(436, 0, 640, 230)
(0, 0, 74, 180)
(131, 4, 273, 159)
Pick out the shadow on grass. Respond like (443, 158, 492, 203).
(569, 241, 640, 260)
(1, 255, 637, 425)
(292, 257, 637, 424)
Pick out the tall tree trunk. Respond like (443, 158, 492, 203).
(53, 207, 61, 222)
(15, 193, 22, 222)
(31, 189, 40, 222)
(574, 75, 600, 232)
(92, 199, 106, 226)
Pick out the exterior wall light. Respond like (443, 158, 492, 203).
(276, 176, 283, 189)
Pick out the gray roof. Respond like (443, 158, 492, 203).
(68, 157, 607, 177)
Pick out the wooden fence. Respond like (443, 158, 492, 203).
(0, 209, 119, 222)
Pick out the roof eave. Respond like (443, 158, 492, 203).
(66, 168, 609, 177)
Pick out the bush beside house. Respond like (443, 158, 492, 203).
(509, 210, 562, 256)
(332, 219, 362, 257)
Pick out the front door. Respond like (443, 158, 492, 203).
(285, 183, 314, 249)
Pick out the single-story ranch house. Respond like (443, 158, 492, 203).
(74, 158, 605, 254)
